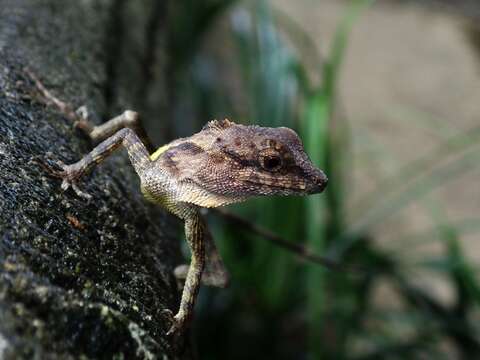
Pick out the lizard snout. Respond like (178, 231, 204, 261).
(309, 169, 328, 194)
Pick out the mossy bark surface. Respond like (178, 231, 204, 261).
(0, 1, 188, 358)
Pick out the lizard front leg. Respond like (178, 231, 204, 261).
(165, 210, 206, 335)
(49, 128, 151, 198)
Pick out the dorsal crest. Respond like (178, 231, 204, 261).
(202, 118, 235, 131)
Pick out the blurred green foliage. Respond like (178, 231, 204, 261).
(165, 0, 480, 359)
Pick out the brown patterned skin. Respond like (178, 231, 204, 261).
(49, 114, 328, 336)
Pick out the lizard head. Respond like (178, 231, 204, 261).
(191, 119, 328, 199)
(156, 119, 328, 207)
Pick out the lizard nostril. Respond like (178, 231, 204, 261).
(308, 169, 328, 194)
(315, 171, 328, 192)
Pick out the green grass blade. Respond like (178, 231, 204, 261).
(302, 1, 373, 357)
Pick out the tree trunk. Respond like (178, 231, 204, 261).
(0, 1, 189, 358)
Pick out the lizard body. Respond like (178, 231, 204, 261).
(44, 109, 328, 336)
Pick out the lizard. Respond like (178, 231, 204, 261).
(28, 71, 328, 336)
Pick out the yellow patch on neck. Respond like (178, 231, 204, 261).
(150, 144, 170, 161)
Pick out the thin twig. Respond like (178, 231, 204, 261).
(24, 68, 93, 133)
(212, 208, 355, 272)
(24, 68, 79, 121)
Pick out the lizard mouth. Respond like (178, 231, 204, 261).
(244, 169, 328, 195)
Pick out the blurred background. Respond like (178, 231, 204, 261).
(131, 0, 480, 358)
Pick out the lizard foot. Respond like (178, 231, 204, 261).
(39, 157, 92, 200)
(162, 309, 188, 337)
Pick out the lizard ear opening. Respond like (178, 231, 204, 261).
(202, 119, 235, 131)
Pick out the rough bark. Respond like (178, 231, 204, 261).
(0, 1, 188, 358)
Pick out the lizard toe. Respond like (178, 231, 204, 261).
(71, 183, 92, 200)
(35, 155, 66, 178)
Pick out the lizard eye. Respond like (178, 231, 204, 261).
(260, 154, 282, 171)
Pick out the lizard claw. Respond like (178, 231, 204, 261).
(162, 309, 187, 337)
